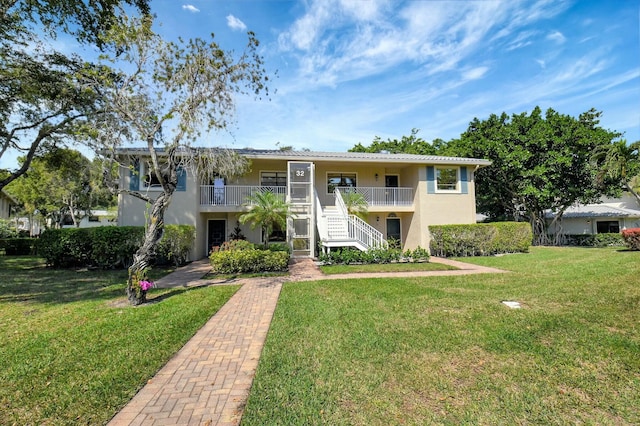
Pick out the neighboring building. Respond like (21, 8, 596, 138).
(0, 190, 18, 220)
(546, 193, 640, 235)
(60, 210, 117, 229)
(117, 149, 491, 259)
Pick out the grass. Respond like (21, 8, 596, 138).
(0, 256, 239, 425)
(319, 261, 457, 275)
(242, 247, 640, 425)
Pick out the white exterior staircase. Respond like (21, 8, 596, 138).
(315, 189, 387, 252)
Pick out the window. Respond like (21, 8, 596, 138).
(88, 216, 100, 222)
(142, 162, 163, 189)
(261, 171, 286, 187)
(327, 173, 357, 193)
(436, 167, 458, 192)
(596, 220, 620, 233)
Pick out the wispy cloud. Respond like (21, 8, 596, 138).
(226, 15, 247, 31)
(277, 0, 568, 90)
(547, 30, 566, 44)
(182, 4, 199, 13)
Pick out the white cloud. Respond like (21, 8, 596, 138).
(226, 15, 247, 32)
(182, 4, 199, 13)
(277, 0, 564, 89)
(547, 30, 566, 44)
(462, 66, 489, 81)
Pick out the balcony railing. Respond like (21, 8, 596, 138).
(200, 185, 286, 206)
(335, 186, 413, 206)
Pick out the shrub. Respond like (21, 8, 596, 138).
(429, 222, 532, 257)
(561, 233, 626, 247)
(0, 219, 18, 239)
(622, 228, 640, 250)
(211, 239, 255, 253)
(0, 238, 36, 255)
(39, 227, 145, 268)
(318, 245, 425, 265)
(404, 246, 430, 262)
(209, 247, 289, 274)
(88, 227, 145, 268)
(155, 225, 195, 266)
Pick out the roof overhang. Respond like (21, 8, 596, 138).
(114, 147, 492, 167)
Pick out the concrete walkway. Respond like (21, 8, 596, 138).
(108, 257, 505, 425)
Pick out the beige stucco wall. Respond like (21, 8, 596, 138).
(118, 164, 200, 259)
(118, 157, 482, 258)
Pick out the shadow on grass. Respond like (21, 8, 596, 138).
(0, 255, 129, 305)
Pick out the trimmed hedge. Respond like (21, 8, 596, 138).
(39, 227, 145, 268)
(429, 222, 532, 257)
(39, 225, 196, 268)
(0, 238, 36, 255)
(622, 228, 640, 250)
(210, 243, 290, 274)
(561, 233, 626, 247)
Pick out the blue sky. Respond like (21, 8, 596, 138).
(156, 0, 639, 151)
(2, 0, 639, 169)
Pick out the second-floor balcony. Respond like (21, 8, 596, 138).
(334, 187, 413, 207)
(200, 185, 286, 207)
(200, 185, 414, 208)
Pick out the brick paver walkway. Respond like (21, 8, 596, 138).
(108, 257, 504, 425)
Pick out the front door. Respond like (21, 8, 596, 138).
(386, 217, 401, 245)
(208, 220, 226, 253)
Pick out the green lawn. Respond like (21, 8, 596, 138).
(0, 256, 239, 425)
(243, 247, 640, 425)
(320, 261, 457, 275)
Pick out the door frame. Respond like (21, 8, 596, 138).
(207, 219, 227, 254)
(386, 216, 401, 244)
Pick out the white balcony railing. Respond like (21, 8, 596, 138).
(335, 186, 413, 206)
(200, 185, 286, 206)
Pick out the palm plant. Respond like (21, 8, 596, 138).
(340, 190, 369, 221)
(592, 140, 640, 205)
(239, 190, 293, 247)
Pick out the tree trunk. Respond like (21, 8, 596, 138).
(529, 210, 550, 246)
(126, 189, 173, 305)
(624, 182, 640, 208)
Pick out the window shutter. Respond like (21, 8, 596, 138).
(460, 167, 468, 194)
(176, 166, 186, 192)
(426, 166, 435, 194)
(129, 159, 140, 191)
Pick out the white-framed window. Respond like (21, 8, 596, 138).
(435, 167, 459, 192)
(327, 172, 357, 194)
(261, 171, 287, 187)
(141, 161, 163, 190)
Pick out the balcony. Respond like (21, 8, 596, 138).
(200, 185, 414, 209)
(335, 187, 413, 207)
(200, 185, 286, 207)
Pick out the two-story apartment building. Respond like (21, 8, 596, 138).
(117, 149, 491, 259)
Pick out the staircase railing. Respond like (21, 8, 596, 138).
(314, 189, 329, 241)
(332, 189, 386, 250)
(348, 214, 386, 249)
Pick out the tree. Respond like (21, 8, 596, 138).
(5, 148, 112, 227)
(592, 140, 640, 206)
(0, 0, 150, 191)
(350, 128, 437, 155)
(447, 107, 622, 245)
(239, 191, 293, 247)
(95, 17, 269, 305)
